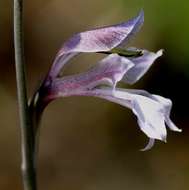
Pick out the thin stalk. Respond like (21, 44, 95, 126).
(14, 0, 37, 190)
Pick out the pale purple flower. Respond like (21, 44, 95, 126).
(35, 10, 181, 150)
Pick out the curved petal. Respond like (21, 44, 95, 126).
(85, 88, 168, 142)
(114, 90, 167, 141)
(121, 89, 182, 132)
(52, 48, 164, 86)
(118, 10, 144, 48)
(49, 53, 78, 79)
(122, 49, 163, 84)
(45, 70, 180, 149)
(48, 70, 174, 143)
(49, 10, 144, 78)
(59, 87, 169, 142)
(49, 54, 134, 99)
(58, 10, 144, 54)
(151, 95, 182, 132)
(140, 138, 155, 151)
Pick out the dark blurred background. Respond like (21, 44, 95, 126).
(0, 0, 189, 189)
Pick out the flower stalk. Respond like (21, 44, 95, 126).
(14, 0, 37, 189)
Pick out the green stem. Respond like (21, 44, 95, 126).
(14, 0, 37, 190)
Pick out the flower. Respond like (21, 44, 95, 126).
(34, 10, 181, 150)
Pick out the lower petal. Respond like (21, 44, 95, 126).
(140, 138, 155, 151)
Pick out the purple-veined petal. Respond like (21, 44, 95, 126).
(58, 10, 144, 54)
(49, 10, 144, 78)
(117, 10, 144, 48)
(49, 53, 78, 79)
(48, 54, 134, 100)
(122, 49, 163, 84)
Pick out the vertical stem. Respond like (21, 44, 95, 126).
(14, 0, 37, 190)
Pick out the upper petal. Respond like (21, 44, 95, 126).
(49, 10, 144, 78)
(58, 10, 144, 55)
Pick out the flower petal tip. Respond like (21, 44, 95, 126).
(138, 9, 144, 21)
(160, 134, 167, 142)
(140, 138, 155, 151)
(157, 49, 164, 57)
(171, 126, 182, 132)
(134, 9, 144, 25)
(166, 118, 182, 132)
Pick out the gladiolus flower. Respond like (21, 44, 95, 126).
(33, 10, 181, 150)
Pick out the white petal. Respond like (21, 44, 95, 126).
(140, 138, 155, 151)
(123, 49, 163, 84)
(51, 85, 180, 150)
(86, 88, 168, 141)
(120, 89, 182, 132)
(111, 89, 168, 141)
(87, 88, 169, 149)
(165, 118, 182, 132)
(97, 54, 134, 86)
(150, 95, 182, 132)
